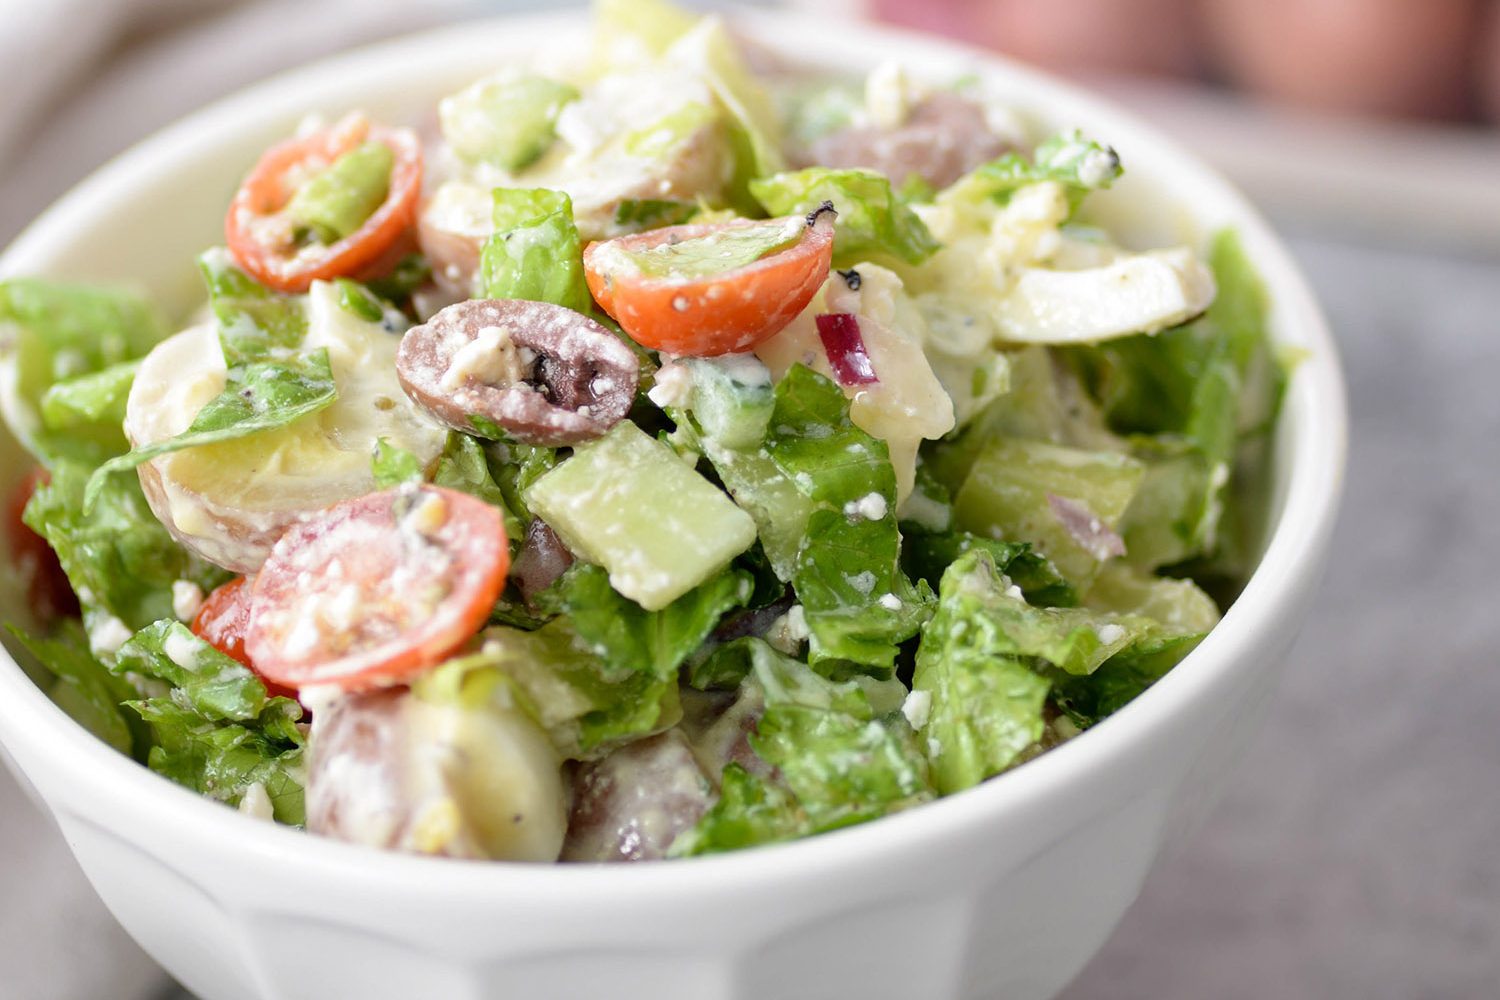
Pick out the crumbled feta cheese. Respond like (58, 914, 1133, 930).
(878, 592, 902, 612)
(902, 689, 932, 730)
(843, 492, 888, 522)
(766, 604, 810, 654)
(171, 580, 205, 622)
(864, 60, 912, 130)
(88, 616, 133, 658)
(1004, 583, 1024, 602)
(163, 629, 203, 670)
(441, 324, 528, 391)
(238, 782, 275, 822)
(647, 360, 695, 409)
(1096, 623, 1126, 645)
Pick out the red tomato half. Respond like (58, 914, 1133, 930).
(192, 577, 299, 702)
(583, 207, 836, 356)
(225, 113, 422, 294)
(5, 468, 78, 624)
(244, 486, 508, 693)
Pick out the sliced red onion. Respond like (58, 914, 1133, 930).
(816, 313, 878, 386)
(1047, 493, 1126, 561)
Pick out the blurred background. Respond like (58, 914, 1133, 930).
(1, 2, 1496, 998)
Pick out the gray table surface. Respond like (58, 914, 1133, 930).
(6, 228, 1496, 1000)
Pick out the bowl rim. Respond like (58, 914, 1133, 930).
(0, 7, 1346, 899)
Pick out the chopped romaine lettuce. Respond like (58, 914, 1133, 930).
(751, 168, 939, 267)
(672, 637, 931, 854)
(6, 622, 142, 756)
(480, 187, 591, 313)
(436, 621, 681, 759)
(764, 365, 934, 673)
(23, 460, 227, 644)
(941, 130, 1121, 214)
(535, 562, 752, 681)
(117, 620, 305, 823)
(0, 278, 164, 465)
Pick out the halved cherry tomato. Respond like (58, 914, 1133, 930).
(225, 113, 423, 294)
(583, 205, 836, 356)
(192, 577, 299, 702)
(244, 485, 508, 693)
(5, 468, 78, 624)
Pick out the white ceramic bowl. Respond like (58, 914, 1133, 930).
(0, 11, 1345, 1000)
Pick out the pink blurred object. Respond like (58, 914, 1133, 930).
(1202, 0, 1481, 121)
(871, 0, 1199, 78)
(1482, 3, 1500, 123)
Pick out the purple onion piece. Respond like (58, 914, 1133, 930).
(816, 312, 878, 386)
(1046, 493, 1126, 561)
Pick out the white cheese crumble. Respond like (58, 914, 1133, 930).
(767, 604, 810, 654)
(163, 629, 203, 670)
(878, 593, 902, 612)
(441, 325, 528, 391)
(647, 360, 695, 409)
(843, 492, 888, 522)
(902, 689, 932, 730)
(864, 60, 912, 130)
(88, 616, 133, 658)
(1096, 623, 1127, 645)
(238, 782, 276, 822)
(1004, 583, 1024, 602)
(171, 580, 205, 622)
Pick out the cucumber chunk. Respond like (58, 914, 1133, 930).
(525, 422, 757, 610)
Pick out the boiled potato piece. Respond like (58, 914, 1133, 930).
(305, 685, 568, 862)
(125, 281, 446, 572)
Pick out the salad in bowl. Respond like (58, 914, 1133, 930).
(0, 0, 1284, 866)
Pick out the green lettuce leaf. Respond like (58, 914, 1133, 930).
(0, 278, 164, 465)
(6, 622, 142, 756)
(480, 188, 590, 313)
(942, 130, 1121, 214)
(38, 360, 139, 437)
(673, 637, 930, 854)
(1067, 229, 1283, 571)
(668, 763, 807, 856)
(914, 550, 1204, 793)
(441, 621, 681, 759)
(901, 528, 1076, 608)
(440, 72, 578, 171)
(23, 460, 228, 642)
(536, 562, 752, 680)
(764, 365, 934, 673)
(750, 168, 939, 267)
(117, 620, 305, 823)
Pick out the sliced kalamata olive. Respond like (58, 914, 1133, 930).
(396, 298, 640, 446)
(800, 92, 1011, 190)
(512, 518, 575, 606)
(559, 730, 715, 863)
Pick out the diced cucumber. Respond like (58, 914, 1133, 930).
(953, 437, 1143, 590)
(525, 422, 756, 610)
(682, 356, 772, 450)
(439, 73, 579, 171)
(284, 141, 393, 244)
